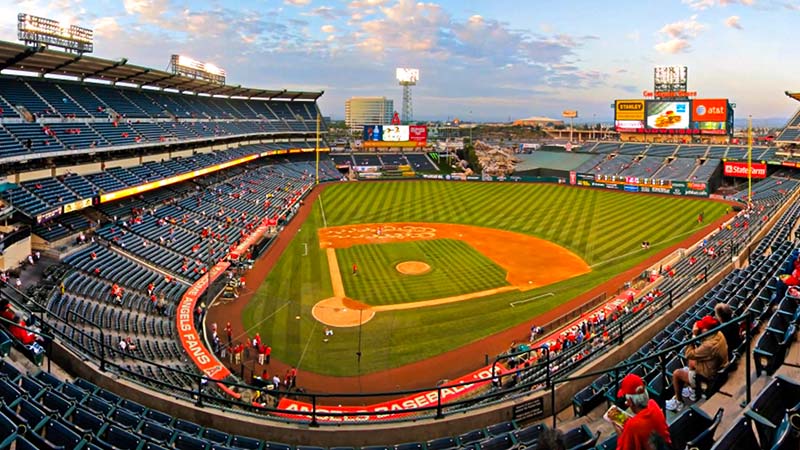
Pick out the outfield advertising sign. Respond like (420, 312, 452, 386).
(723, 161, 767, 179)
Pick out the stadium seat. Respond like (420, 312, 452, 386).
(511, 422, 548, 447)
(668, 406, 723, 450)
(426, 436, 458, 450)
(97, 425, 142, 449)
(475, 434, 514, 450)
(745, 375, 800, 446)
(229, 435, 264, 449)
(562, 424, 600, 450)
(594, 434, 617, 450)
(709, 416, 760, 450)
(458, 428, 488, 446)
(394, 442, 424, 450)
(753, 329, 794, 375)
(174, 432, 211, 450)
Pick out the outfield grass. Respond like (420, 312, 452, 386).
(336, 239, 509, 305)
(242, 181, 729, 376)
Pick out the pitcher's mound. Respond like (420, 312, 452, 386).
(396, 261, 431, 275)
(312, 297, 376, 327)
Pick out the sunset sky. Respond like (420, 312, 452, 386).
(2, 0, 799, 122)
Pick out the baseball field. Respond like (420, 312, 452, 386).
(239, 181, 728, 377)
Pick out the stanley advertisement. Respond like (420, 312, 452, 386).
(615, 100, 645, 121)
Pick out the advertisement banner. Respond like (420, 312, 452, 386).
(362, 141, 425, 148)
(615, 120, 645, 132)
(569, 171, 577, 185)
(36, 207, 62, 224)
(693, 121, 727, 135)
(723, 161, 767, 179)
(615, 100, 645, 121)
(409, 125, 428, 143)
(692, 99, 727, 122)
(383, 125, 409, 142)
(362, 125, 383, 142)
(646, 101, 690, 129)
(62, 198, 92, 214)
(276, 365, 507, 423)
(562, 110, 578, 118)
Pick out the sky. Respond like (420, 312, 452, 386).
(1, 0, 800, 122)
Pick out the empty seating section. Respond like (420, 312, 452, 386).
(0, 125, 23, 157)
(0, 76, 323, 158)
(678, 146, 708, 158)
(618, 143, 647, 155)
(405, 154, 437, 171)
(25, 80, 90, 117)
(691, 159, 722, 181)
(654, 157, 696, 180)
(645, 145, 679, 157)
(0, 78, 57, 118)
(618, 156, 664, 178)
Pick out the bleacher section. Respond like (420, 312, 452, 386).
(0, 76, 326, 160)
(0, 142, 324, 221)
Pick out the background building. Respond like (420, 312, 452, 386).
(512, 116, 565, 127)
(345, 96, 394, 131)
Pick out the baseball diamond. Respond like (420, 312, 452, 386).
(229, 180, 729, 378)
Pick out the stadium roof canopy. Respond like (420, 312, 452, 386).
(785, 91, 800, 102)
(0, 40, 323, 101)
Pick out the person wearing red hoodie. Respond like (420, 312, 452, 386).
(615, 374, 672, 450)
(10, 319, 37, 345)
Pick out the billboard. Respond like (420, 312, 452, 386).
(362, 125, 427, 147)
(693, 121, 727, 135)
(723, 161, 767, 179)
(383, 125, 410, 142)
(409, 125, 428, 143)
(562, 110, 578, 118)
(615, 120, 645, 132)
(646, 101, 689, 129)
(615, 100, 645, 121)
(692, 99, 727, 122)
(363, 125, 383, 142)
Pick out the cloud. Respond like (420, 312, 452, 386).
(683, 0, 715, 9)
(284, 0, 311, 5)
(725, 15, 743, 28)
(321, 24, 336, 33)
(626, 31, 641, 42)
(654, 15, 706, 53)
(684, 0, 756, 8)
(655, 38, 691, 54)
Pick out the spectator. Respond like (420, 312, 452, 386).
(714, 303, 741, 358)
(615, 374, 671, 450)
(666, 316, 728, 412)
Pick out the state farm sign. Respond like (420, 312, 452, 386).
(723, 161, 767, 179)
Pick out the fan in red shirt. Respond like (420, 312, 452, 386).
(615, 374, 671, 450)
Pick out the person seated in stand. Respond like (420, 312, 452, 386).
(615, 374, 672, 450)
(714, 303, 741, 359)
(666, 316, 728, 412)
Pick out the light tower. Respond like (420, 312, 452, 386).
(396, 68, 419, 124)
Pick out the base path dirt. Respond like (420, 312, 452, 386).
(207, 182, 739, 396)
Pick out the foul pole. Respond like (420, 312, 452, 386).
(747, 115, 752, 204)
(315, 112, 320, 185)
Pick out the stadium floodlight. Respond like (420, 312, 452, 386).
(396, 68, 419, 124)
(170, 54, 226, 84)
(17, 13, 93, 53)
(396, 68, 419, 84)
(654, 66, 688, 96)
